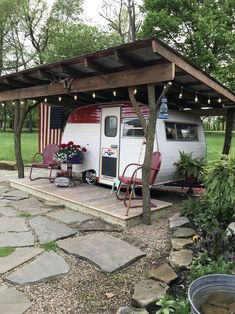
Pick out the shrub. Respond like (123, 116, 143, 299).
(188, 252, 234, 283)
(156, 295, 190, 314)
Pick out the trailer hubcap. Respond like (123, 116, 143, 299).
(84, 170, 97, 185)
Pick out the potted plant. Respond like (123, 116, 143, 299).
(53, 141, 87, 164)
(174, 151, 205, 183)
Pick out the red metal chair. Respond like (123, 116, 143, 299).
(116, 151, 162, 216)
(29, 144, 60, 182)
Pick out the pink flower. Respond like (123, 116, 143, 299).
(82, 147, 87, 152)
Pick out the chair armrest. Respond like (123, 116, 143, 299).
(122, 163, 142, 176)
(32, 152, 42, 162)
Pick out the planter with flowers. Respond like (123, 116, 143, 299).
(53, 141, 87, 164)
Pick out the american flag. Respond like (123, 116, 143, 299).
(38, 103, 63, 152)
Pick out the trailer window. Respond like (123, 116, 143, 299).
(123, 118, 144, 137)
(105, 116, 117, 137)
(165, 122, 198, 141)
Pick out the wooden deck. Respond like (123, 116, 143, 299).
(10, 178, 172, 226)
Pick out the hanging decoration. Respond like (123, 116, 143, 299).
(158, 96, 169, 119)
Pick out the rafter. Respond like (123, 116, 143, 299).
(84, 57, 109, 73)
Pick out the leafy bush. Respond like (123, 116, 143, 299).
(156, 295, 190, 314)
(174, 151, 205, 180)
(188, 252, 234, 283)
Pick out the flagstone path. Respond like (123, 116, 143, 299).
(0, 186, 146, 313)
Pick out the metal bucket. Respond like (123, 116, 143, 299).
(188, 274, 235, 314)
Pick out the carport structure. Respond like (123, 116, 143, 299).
(0, 37, 234, 151)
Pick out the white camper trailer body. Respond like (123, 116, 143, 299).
(62, 102, 206, 186)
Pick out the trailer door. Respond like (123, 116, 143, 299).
(100, 107, 120, 185)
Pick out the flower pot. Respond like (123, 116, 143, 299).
(67, 156, 84, 164)
(188, 274, 235, 314)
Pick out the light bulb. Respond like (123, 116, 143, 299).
(20, 100, 24, 105)
(195, 92, 198, 103)
(1, 102, 4, 107)
(58, 96, 62, 102)
(74, 95, 78, 100)
(92, 92, 96, 99)
(44, 98, 47, 103)
(218, 97, 222, 103)
(179, 87, 183, 99)
(113, 90, 117, 97)
(208, 98, 211, 105)
(134, 88, 137, 95)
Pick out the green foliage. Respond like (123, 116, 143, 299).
(156, 295, 190, 314)
(40, 242, 58, 252)
(174, 151, 205, 180)
(0, 246, 15, 257)
(18, 211, 32, 218)
(188, 252, 234, 283)
(140, 0, 235, 90)
(204, 154, 235, 215)
(200, 229, 235, 260)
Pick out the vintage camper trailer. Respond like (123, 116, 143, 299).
(62, 102, 206, 186)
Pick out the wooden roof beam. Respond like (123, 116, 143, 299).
(0, 63, 175, 101)
(84, 57, 109, 73)
(114, 50, 140, 67)
(38, 70, 54, 81)
(4, 78, 29, 88)
(59, 64, 84, 78)
(19, 75, 45, 85)
(152, 39, 235, 102)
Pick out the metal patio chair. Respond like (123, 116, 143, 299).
(29, 144, 60, 182)
(116, 151, 162, 216)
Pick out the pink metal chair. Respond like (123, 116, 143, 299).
(116, 151, 162, 215)
(29, 144, 60, 182)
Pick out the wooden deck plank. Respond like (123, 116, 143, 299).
(9, 178, 172, 226)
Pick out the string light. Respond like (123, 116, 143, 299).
(33, 100, 36, 104)
(1, 102, 4, 107)
(20, 100, 24, 105)
(74, 94, 78, 100)
(195, 92, 198, 103)
(113, 90, 117, 97)
(134, 88, 137, 95)
(58, 96, 62, 102)
(208, 94, 211, 105)
(44, 97, 47, 103)
(179, 86, 183, 99)
(92, 92, 96, 99)
(218, 97, 222, 103)
(12, 101, 15, 106)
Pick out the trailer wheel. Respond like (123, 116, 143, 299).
(83, 170, 97, 185)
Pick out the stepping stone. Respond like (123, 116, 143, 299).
(29, 216, 77, 244)
(169, 213, 190, 230)
(0, 207, 17, 217)
(171, 238, 193, 250)
(57, 233, 145, 273)
(169, 249, 193, 269)
(46, 209, 91, 224)
(148, 263, 178, 284)
(227, 222, 235, 235)
(2, 190, 29, 201)
(0, 187, 9, 194)
(12, 198, 51, 216)
(117, 306, 148, 314)
(0, 247, 43, 274)
(77, 218, 123, 232)
(0, 218, 28, 232)
(132, 279, 169, 308)
(6, 251, 69, 285)
(44, 201, 64, 209)
(0, 232, 34, 247)
(0, 285, 31, 313)
(172, 227, 195, 238)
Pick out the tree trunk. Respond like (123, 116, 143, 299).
(128, 82, 172, 224)
(13, 100, 30, 178)
(222, 108, 234, 155)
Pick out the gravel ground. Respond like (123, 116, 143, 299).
(0, 177, 183, 314)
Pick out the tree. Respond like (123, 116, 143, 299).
(128, 82, 171, 224)
(100, 0, 143, 43)
(141, 0, 235, 90)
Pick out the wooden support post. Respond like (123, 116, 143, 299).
(222, 108, 234, 155)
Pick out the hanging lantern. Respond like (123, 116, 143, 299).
(158, 96, 169, 119)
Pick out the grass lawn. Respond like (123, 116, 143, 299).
(0, 130, 38, 164)
(0, 130, 234, 164)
